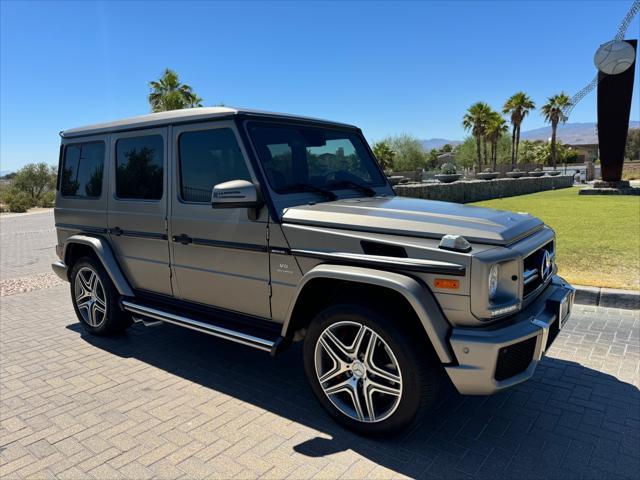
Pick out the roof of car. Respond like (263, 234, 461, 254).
(60, 107, 358, 138)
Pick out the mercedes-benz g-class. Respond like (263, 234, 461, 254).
(53, 107, 575, 435)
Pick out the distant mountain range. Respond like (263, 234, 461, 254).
(421, 138, 463, 150)
(422, 121, 640, 150)
(520, 121, 640, 144)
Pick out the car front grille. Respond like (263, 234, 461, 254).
(494, 336, 537, 381)
(523, 241, 555, 298)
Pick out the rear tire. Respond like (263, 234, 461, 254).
(69, 256, 131, 336)
(303, 302, 444, 436)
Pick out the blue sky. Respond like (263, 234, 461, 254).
(1, 0, 639, 171)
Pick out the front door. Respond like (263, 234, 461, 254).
(107, 128, 172, 296)
(169, 121, 271, 319)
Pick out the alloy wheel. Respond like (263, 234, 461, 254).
(314, 321, 403, 423)
(74, 267, 107, 327)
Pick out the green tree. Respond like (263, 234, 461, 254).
(11, 162, 57, 206)
(625, 128, 640, 160)
(485, 112, 509, 171)
(427, 149, 440, 169)
(371, 141, 395, 171)
(541, 93, 571, 169)
(503, 92, 535, 169)
(441, 144, 453, 152)
(148, 68, 203, 112)
(462, 102, 492, 171)
(382, 134, 427, 171)
(519, 139, 574, 166)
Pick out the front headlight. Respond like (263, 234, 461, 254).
(488, 264, 500, 301)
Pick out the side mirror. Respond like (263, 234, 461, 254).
(211, 180, 263, 210)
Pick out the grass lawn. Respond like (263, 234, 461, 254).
(472, 187, 640, 290)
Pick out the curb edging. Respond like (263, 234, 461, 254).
(574, 285, 640, 310)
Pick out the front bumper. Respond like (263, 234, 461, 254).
(444, 275, 575, 395)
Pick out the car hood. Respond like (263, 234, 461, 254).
(282, 196, 543, 246)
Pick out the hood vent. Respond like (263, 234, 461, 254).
(361, 241, 408, 258)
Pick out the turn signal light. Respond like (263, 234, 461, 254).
(434, 279, 459, 290)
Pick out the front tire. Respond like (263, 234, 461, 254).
(303, 302, 444, 436)
(69, 257, 131, 336)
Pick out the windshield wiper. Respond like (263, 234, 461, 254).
(327, 179, 376, 197)
(283, 183, 337, 201)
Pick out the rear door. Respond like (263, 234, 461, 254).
(169, 120, 271, 318)
(107, 128, 172, 296)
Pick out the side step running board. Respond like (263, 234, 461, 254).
(121, 300, 276, 353)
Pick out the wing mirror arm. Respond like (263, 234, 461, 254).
(211, 180, 264, 221)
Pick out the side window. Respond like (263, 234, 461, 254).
(179, 128, 251, 203)
(61, 142, 105, 198)
(115, 135, 163, 200)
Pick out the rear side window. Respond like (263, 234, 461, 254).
(179, 128, 251, 203)
(60, 142, 105, 197)
(116, 135, 163, 200)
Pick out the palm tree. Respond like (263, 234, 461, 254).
(148, 69, 203, 112)
(541, 93, 571, 170)
(503, 92, 535, 169)
(485, 112, 509, 171)
(372, 141, 396, 171)
(463, 102, 492, 171)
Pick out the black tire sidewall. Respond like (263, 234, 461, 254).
(303, 303, 431, 436)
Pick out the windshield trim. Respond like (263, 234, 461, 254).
(245, 120, 389, 197)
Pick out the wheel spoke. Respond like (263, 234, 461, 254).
(76, 298, 93, 312)
(91, 303, 104, 325)
(319, 363, 347, 384)
(350, 324, 368, 357)
(87, 303, 97, 326)
(75, 287, 91, 303)
(79, 271, 94, 292)
(323, 330, 352, 361)
(88, 271, 98, 292)
(94, 294, 106, 310)
(365, 334, 401, 385)
(323, 377, 353, 396)
(365, 377, 401, 397)
(349, 382, 366, 421)
(364, 383, 377, 422)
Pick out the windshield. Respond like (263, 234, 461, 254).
(248, 123, 387, 195)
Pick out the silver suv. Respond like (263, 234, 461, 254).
(52, 107, 575, 436)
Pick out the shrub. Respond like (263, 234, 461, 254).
(3, 189, 32, 213)
(11, 163, 57, 205)
(383, 134, 427, 171)
(38, 190, 55, 208)
(440, 163, 457, 174)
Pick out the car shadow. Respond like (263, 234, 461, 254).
(67, 321, 640, 479)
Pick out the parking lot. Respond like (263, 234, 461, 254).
(1, 211, 639, 479)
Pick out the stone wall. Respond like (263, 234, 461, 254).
(394, 175, 574, 203)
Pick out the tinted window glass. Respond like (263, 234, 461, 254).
(179, 128, 251, 203)
(248, 124, 385, 193)
(61, 142, 105, 197)
(116, 135, 163, 200)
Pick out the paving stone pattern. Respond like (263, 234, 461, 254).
(1, 284, 638, 479)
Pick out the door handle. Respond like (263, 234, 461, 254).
(111, 227, 123, 236)
(172, 234, 192, 245)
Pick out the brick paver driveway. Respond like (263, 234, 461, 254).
(1, 212, 639, 479)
